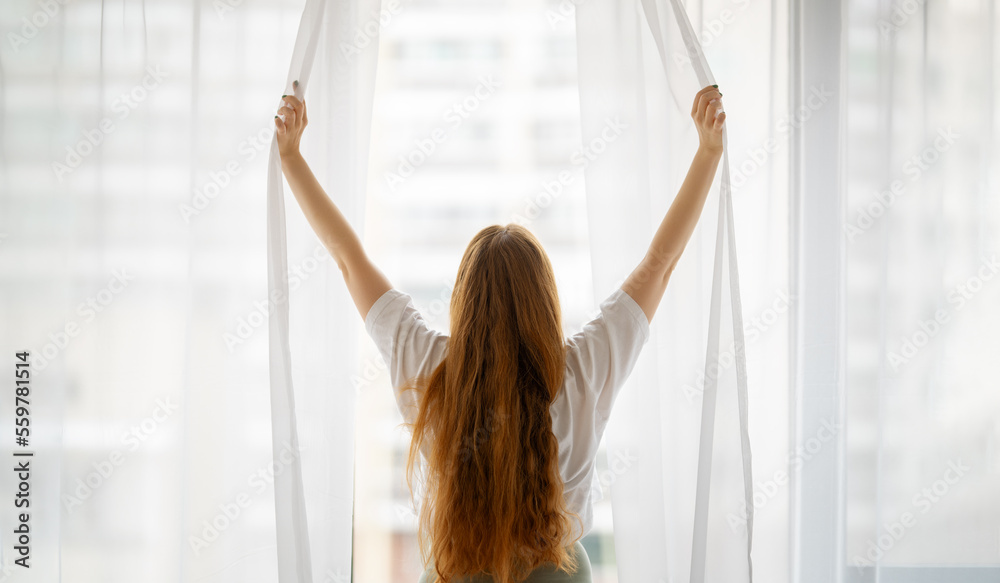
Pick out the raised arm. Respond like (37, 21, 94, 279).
(275, 94, 392, 320)
(622, 85, 726, 323)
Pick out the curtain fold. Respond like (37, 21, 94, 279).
(844, 0, 1000, 579)
(0, 0, 386, 580)
(9, 0, 999, 581)
(266, 0, 382, 581)
(575, 0, 753, 581)
(0, 0, 812, 580)
(266, 3, 327, 579)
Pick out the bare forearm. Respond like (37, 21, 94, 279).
(622, 144, 722, 322)
(646, 145, 722, 272)
(280, 152, 364, 272)
(275, 95, 391, 320)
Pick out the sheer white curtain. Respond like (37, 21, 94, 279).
(0, 0, 376, 581)
(842, 1, 1000, 581)
(6, 0, 1000, 582)
(266, 0, 381, 580)
(791, 1, 1000, 582)
(1, 0, 779, 580)
(574, 0, 786, 581)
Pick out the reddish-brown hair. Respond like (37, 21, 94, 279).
(403, 224, 580, 582)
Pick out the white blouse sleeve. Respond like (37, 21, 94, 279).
(563, 287, 651, 423)
(364, 288, 449, 425)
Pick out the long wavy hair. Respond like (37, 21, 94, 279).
(403, 224, 580, 582)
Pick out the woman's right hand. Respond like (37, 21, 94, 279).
(275, 90, 307, 159)
(692, 85, 725, 154)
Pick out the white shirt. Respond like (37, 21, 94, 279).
(364, 286, 650, 541)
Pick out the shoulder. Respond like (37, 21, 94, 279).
(602, 287, 649, 336)
(557, 286, 650, 421)
(565, 287, 650, 352)
(364, 288, 411, 334)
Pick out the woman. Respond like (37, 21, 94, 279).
(275, 84, 725, 582)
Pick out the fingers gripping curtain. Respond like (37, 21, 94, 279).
(266, 0, 381, 580)
(265, 1, 749, 582)
(575, 0, 752, 581)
